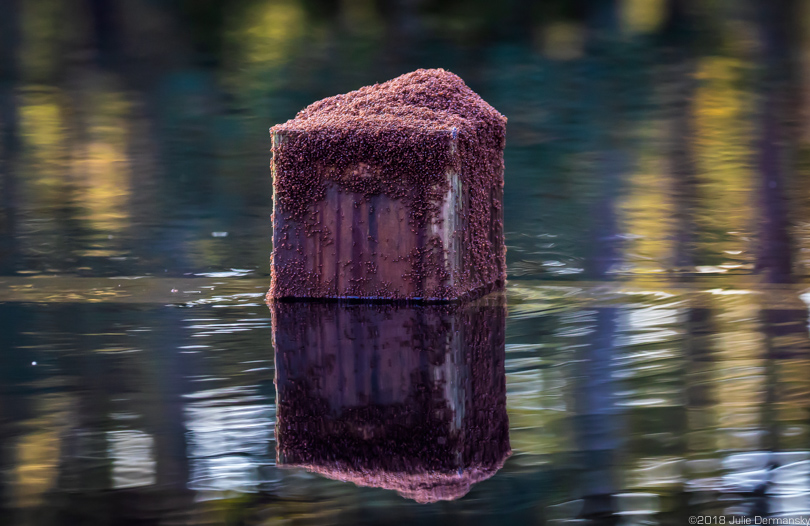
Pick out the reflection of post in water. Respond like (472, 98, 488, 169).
(272, 298, 510, 503)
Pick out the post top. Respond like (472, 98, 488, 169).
(271, 68, 505, 138)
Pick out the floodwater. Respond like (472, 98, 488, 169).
(1, 1, 810, 524)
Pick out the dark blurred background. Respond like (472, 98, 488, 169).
(1, 0, 809, 282)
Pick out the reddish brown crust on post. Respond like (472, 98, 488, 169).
(270, 68, 506, 301)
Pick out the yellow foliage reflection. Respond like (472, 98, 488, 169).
(620, 136, 675, 275)
(72, 89, 132, 233)
(232, 0, 307, 71)
(622, 0, 666, 35)
(19, 85, 133, 233)
(19, 89, 70, 205)
(710, 293, 766, 451)
(13, 394, 67, 509)
(693, 56, 755, 266)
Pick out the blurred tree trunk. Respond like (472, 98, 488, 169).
(0, 0, 20, 274)
(378, 0, 424, 75)
(583, 0, 620, 53)
(0, 304, 34, 520)
(582, 0, 624, 279)
(663, 49, 700, 271)
(573, 306, 620, 524)
(753, 0, 800, 283)
(661, 0, 700, 272)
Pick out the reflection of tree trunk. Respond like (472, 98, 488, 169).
(753, 0, 799, 284)
(748, 294, 810, 517)
(666, 59, 700, 271)
(681, 300, 718, 513)
(87, 0, 120, 68)
(55, 307, 114, 493)
(658, 1, 701, 272)
(0, 0, 20, 274)
(378, 0, 423, 73)
(581, 0, 624, 280)
(581, 114, 623, 280)
(750, 4, 806, 511)
(0, 304, 33, 519)
(660, 37, 715, 519)
(661, 0, 694, 43)
(585, 151, 623, 278)
(756, 91, 793, 283)
(0, 0, 19, 151)
(573, 9, 625, 517)
(748, 6, 806, 506)
(150, 313, 192, 493)
(759, 298, 810, 441)
(45, 306, 195, 520)
(761, 311, 783, 456)
(498, 0, 535, 44)
(683, 305, 715, 416)
(583, 0, 620, 53)
(124, 103, 163, 277)
(573, 307, 619, 524)
(678, 302, 716, 517)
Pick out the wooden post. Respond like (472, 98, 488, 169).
(271, 131, 471, 300)
(269, 69, 506, 302)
